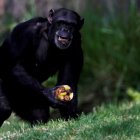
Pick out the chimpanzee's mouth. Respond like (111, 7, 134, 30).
(58, 36, 70, 44)
(55, 34, 72, 49)
(57, 35, 71, 45)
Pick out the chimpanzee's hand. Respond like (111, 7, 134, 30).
(42, 85, 73, 108)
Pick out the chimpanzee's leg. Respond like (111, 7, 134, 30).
(0, 80, 12, 127)
(59, 94, 78, 120)
(16, 107, 50, 125)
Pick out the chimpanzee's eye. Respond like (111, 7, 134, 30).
(69, 26, 74, 31)
(55, 21, 65, 28)
(68, 23, 77, 30)
(70, 23, 76, 27)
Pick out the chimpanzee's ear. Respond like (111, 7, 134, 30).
(79, 17, 84, 29)
(48, 9, 55, 24)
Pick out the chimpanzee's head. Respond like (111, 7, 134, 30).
(48, 8, 84, 49)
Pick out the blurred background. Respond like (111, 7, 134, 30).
(0, 0, 140, 114)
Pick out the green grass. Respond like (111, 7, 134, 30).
(1, 102, 140, 140)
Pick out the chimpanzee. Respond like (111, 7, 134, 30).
(0, 8, 84, 126)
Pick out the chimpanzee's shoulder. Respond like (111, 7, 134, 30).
(16, 17, 48, 26)
(11, 17, 49, 37)
(25, 17, 48, 24)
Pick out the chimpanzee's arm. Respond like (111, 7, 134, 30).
(0, 18, 47, 92)
(57, 47, 83, 119)
(0, 18, 64, 107)
(10, 64, 44, 93)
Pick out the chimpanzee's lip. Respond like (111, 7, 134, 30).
(57, 35, 71, 45)
(55, 33, 72, 49)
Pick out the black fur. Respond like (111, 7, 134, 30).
(0, 8, 84, 126)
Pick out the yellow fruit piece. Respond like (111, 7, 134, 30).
(57, 92, 66, 101)
(69, 92, 74, 100)
(59, 92, 67, 96)
(63, 85, 71, 90)
(57, 95, 64, 100)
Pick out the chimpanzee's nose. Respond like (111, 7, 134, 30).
(61, 28, 69, 32)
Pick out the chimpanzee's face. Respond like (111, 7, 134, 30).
(48, 8, 84, 50)
(54, 21, 75, 49)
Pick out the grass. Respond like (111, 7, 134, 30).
(1, 102, 140, 140)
